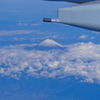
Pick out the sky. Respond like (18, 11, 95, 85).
(0, 0, 100, 100)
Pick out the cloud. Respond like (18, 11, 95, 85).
(17, 22, 41, 27)
(0, 30, 36, 36)
(17, 23, 28, 26)
(92, 31, 100, 34)
(90, 36, 95, 39)
(13, 37, 26, 41)
(78, 35, 88, 39)
(0, 40, 100, 84)
(31, 23, 41, 26)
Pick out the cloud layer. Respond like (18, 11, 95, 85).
(0, 30, 36, 36)
(0, 40, 100, 83)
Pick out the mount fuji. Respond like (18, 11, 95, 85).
(25, 39, 65, 51)
(38, 39, 63, 47)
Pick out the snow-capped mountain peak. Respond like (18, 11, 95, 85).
(38, 39, 63, 47)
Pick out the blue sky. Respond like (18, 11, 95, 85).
(0, 0, 100, 100)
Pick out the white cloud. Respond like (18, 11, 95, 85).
(13, 37, 26, 41)
(31, 23, 41, 26)
(17, 23, 28, 26)
(13, 37, 18, 41)
(17, 22, 41, 27)
(78, 35, 88, 39)
(0, 40, 100, 83)
(92, 31, 100, 34)
(90, 36, 95, 39)
(0, 30, 36, 36)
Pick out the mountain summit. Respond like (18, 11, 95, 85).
(38, 39, 63, 47)
(25, 39, 65, 51)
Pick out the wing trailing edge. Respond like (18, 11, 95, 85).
(44, 0, 96, 3)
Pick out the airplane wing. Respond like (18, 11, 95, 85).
(43, 0, 100, 31)
(45, 0, 96, 3)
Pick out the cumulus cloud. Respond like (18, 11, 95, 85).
(0, 30, 36, 36)
(0, 40, 100, 84)
(78, 35, 88, 39)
